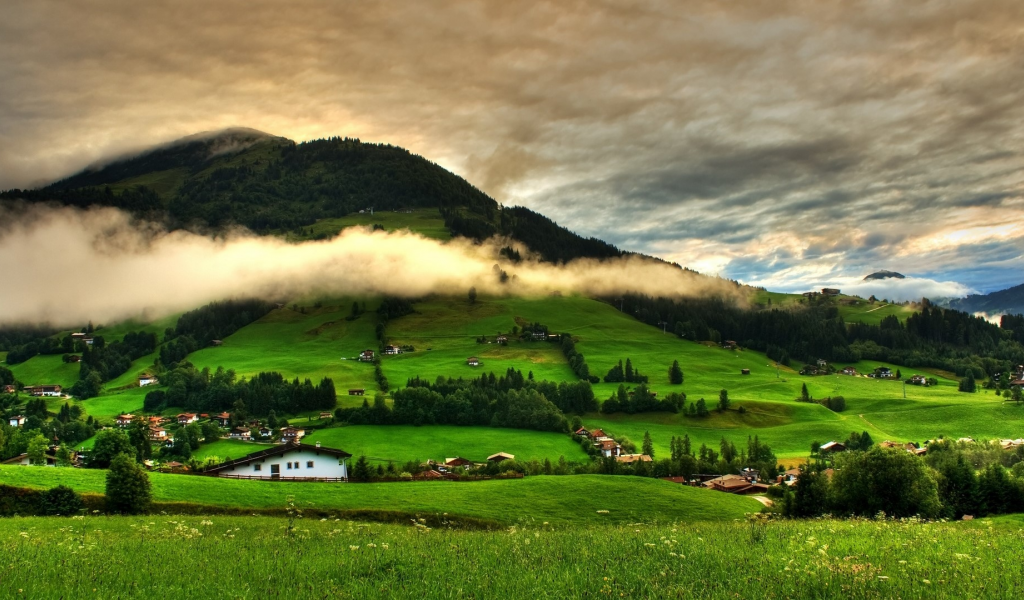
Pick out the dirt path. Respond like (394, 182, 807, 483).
(864, 304, 890, 313)
(752, 496, 773, 507)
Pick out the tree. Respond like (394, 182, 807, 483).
(642, 431, 654, 458)
(830, 447, 941, 518)
(55, 444, 72, 467)
(200, 421, 222, 443)
(959, 370, 976, 393)
(468, 287, 477, 304)
(88, 428, 135, 468)
(127, 420, 152, 461)
(695, 398, 708, 417)
(40, 485, 84, 516)
(669, 360, 683, 385)
(718, 389, 730, 412)
(352, 455, 372, 482)
(105, 453, 151, 514)
(800, 383, 810, 402)
(1013, 385, 1023, 405)
(27, 434, 49, 465)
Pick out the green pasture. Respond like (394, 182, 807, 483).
(0, 467, 756, 525)
(6, 354, 79, 389)
(837, 300, 918, 325)
(284, 208, 451, 242)
(304, 425, 589, 464)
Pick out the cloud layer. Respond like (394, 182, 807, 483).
(1, 1, 1023, 292)
(0, 205, 739, 326)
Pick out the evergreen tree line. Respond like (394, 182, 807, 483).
(0, 403, 97, 460)
(67, 332, 158, 399)
(601, 383, 686, 414)
(560, 335, 596, 382)
(171, 299, 275, 349)
(603, 358, 648, 384)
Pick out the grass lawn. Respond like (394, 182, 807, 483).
(837, 299, 918, 325)
(6, 354, 80, 389)
(0, 466, 757, 525)
(191, 438, 275, 462)
(305, 425, 589, 464)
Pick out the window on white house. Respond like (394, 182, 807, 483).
(307, 461, 314, 468)
(254, 464, 261, 472)
(286, 462, 292, 469)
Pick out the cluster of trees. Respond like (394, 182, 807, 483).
(603, 358, 648, 384)
(337, 369, 598, 433)
(375, 296, 415, 352)
(0, 400, 97, 461)
(617, 294, 1024, 378)
(172, 299, 275, 350)
(797, 383, 846, 412)
(601, 384, 686, 414)
(560, 336, 595, 382)
(69, 332, 158, 398)
(143, 364, 335, 416)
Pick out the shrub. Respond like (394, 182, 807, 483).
(105, 453, 152, 514)
(39, 485, 83, 516)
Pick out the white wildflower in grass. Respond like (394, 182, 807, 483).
(877, 576, 889, 581)
(350, 545, 359, 551)
(381, 544, 389, 550)
(923, 580, 931, 584)
(200, 520, 213, 526)
(367, 543, 377, 548)
(596, 510, 610, 514)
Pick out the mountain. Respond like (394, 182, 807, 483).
(0, 130, 628, 264)
(863, 270, 905, 280)
(948, 282, 1024, 317)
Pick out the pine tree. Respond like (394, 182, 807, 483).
(669, 360, 683, 384)
(718, 389, 730, 412)
(800, 383, 810, 402)
(105, 453, 151, 514)
(642, 431, 654, 458)
(625, 359, 634, 382)
(352, 455, 372, 482)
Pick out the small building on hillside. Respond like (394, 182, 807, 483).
(383, 345, 402, 355)
(211, 340, 224, 347)
(819, 441, 846, 453)
(26, 385, 62, 397)
(149, 427, 168, 441)
(116, 414, 135, 428)
(444, 457, 474, 469)
(590, 428, 607, 439)
(741, 368, 750, 375)
(214, 412, 232, 427)
(869, 367, 895, 379)
(467, 357, 481, 367)
(615, 454, 652, 464)
(358, 349, 376, 362)
(348, 388, 365, 396)
(840, 367, 857, 376)
(279, 427, 305, 444)
(822, 288, 841, 296)
(318, 412, 333, 420)
(138, 374, 158, 387)
(67, 355, 81, 363)
(574, 427, 591, 438)
(595, 438, 621, 458)
(204, 442, 351, 480)
(496, 335, 508, 344)
(177, 413, 198, 426)
(2, 385, 15, 394)
(8, 415, 25, 428)
(816, 359, 829, 368)
(258, 426, 273, 438)
(1, 453, 58, 467)
(530, 331, 547, 341)
(721, 340, 738, 350)
(229, 427, 252, 441)
(487, 452, 515, 463)
(909, 375, 928, 386)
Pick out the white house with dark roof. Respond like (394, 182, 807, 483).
(204, 442, 351, 480)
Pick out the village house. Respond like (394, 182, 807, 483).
(595, 438, 621, 458)
(319, 412, 333, 420)
(115, 414, 135, 428)
(67, 355, 81, 363)
(2, 384, 16, 394)
(802, 291, 820, 298)
(819, 441, 846, 453)
(615, 454, 652, 464)
(740, 368, 750, 375)
(487, 452, 515, 463)
(358, 349, 376, 362)
(909, 375, 928, 386)
(703, 474, 769, 495)
(25, 385, 62, 397)
(211, 340, 223, 346)
(777, 468, 802, 486)
(383, 345, 402, 355)
(999, 439, 1024, 451)
(8, 415, 25, 428)
(71, 333, 95, 345)
(348, 388, 365, 396)
(589, 428, 607, 439)
(530, 330, 547, 341)
(138, 374, 158, 387)
(229, 427, 252, 441)
(444, 457, 475, 469)
(279, 427, 305, 444)
(721, 340, 738, 350)
(816, 359, 829, 368)
(1, 453, 58, 467)
(177, 413, 198, 426)
(821, 288, 841, 296)
(840, 366, 857, 376)
(413, 469, 443, 480)
(574, 427, 591, 438)
(149, 426, 168, 441)
(467, 357, 480, 367)
(258, 426, 273, 438)
(496, 335, 508, 344)
(204, 442, 352, 480)
(869, 367, 895, 379)
(213, 412, 232, 427)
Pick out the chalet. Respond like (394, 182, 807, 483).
(1011, 379, 1024, 388)
(358, 349, 376, 362)
(149, 427, 168, 441)
(703, 474, 766, 494)
(258, 426, 273, 438)
(444, 457, 474, 468)
(819, 441, 846, 453)
(800, 365, 819, 376)
(319, 412, 333, 420)
(163, 461, 186, 471)
(71, 333, 94, 345)
(177, 413, 198, 426)
(869, 367, 894, 379)
(383, 345, 402, 355)
(115, 414, 135, 428)
(574, 427, 591, 438)
(879, 440, 900, 449)
(909, 375, 928, 386)
(2, 385, 16, 394)
(148, 415, 168, 425)
(413, 469, 443, 480)
(816, 359, 829, 368)
(467, 357, 481, 367)
(8, 415, 25, 428)
(25, 385, 62, 397)
(822, 288, 841, 296)
(213, 412, 232, 427)
(615, 454, 652, 464)
(229, 427, 252, 441)
(211, 340, 223, 347)
(778, 468, 801, 486)
(595, 438, 621, 458)
(348, 388, 365, 396)
(999, 439, 1024, 451)
(802, 291, 820, 298)
(496, 335, 508, 344)
(840, 367, 857, 376)
(487, 452, 515, 463)
(590, 428, 607, 439)
(741, 369, 750, 375)
(721, 340, 738, 350)
(530, 331, 547, 341)
(279, 427, 305, 444)
(67, 355, 81, 363)
(1, 453, 58, 467)
(205, 442, 352, 480)
(138, 374, 158, 387)
(163, 438, 175, 448)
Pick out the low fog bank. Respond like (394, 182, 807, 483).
(0, 204, 741, 327)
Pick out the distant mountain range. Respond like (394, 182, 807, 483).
(948, 282, 1024, 318)
(863, 270, 905, 280)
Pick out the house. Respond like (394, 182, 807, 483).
(177, 413, 198, 426)
(615, 454, 653, 464)
(840, 367, 857, 376)
(821, 288, 841, 296)
(467, 357, 480, 367)
(721, 340, 738, 350)
(444, 457, 474, 468)
(778, 468, 802, 486)
(595, 438, 621, 458)
(590, 428, 607, 439)
(229, 427, 252, 441)
(258, 426, 273, 438)
(909, 375, 928, 386)
(8, 415, 25, 428)
(530, 331, 547, 341)
(999, 439, 1024, 451)
(819, 441, 846, 453)
(279, 427, 305, 444)
(149, 427, 168, 441)
(348, 388, 365, 396)
(115, 414, 135, 428)
(358, 349, 376, 362)
(205, 442, 351, 480)
(703, 474, 761, 494)
(67, 355, 81, 363)
(1, 453, 58, 467)
(319, 412, 333, 420)
(802, 291, 820, 298)
(25, 385, 62, 397)
(741, 369, 750, 375)
(879, 440, 900, 449)
(383, 345, 402, 355)
(2, 385, 16, 394)
(413, 469, 443, 480)
(574, 427, 591, 438)
(213, 412, 232, 427)
(138, 374, 158, 387)
(487, 452, 515, 463)
(496, 335, 508, 344)
(816, 359, 829, 368)
(71, 333, 94, 345)
(1011, 379, 1024, 388)
(869, 367, 894, 379)
(211, 340, 223, 346)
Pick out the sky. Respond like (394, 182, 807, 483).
(2, 0, 1023, 297)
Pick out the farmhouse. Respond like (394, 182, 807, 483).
(229, 427, 252, 441)
(115, 414, 135, 428)
(703, 474, 767, 494)
(2, 385, 15, 394)
(869, 367, 894, 379)
(802, 291, 820, 298)
(383, 345, 402, 355)
(615, 454, 652, 464)
(205, 442, 352, 480)
(358, 349, 376, 362)
(8, 415, 25, 428)
(721, 340, 738, 350)
(595, 438, 621, 458)
(530, 331, 547, 341)
(496, 335, 508, 344)
(213, 412, 232, 427)
(819, 441, 846, 453)
(444, 457, 474, 468)
(1, 453, 58, 466)
(816, 359, 829, 368)
(177, 413, 198, 426)
(822, 288, 841, 296)
(840, 367, 857, 376)
(589, 428, 607, 439)
(138, 374, 158, 387)
(487, 452, 515, 463)
(348, 388, 365, 396)
(741, 369, 750, 375)
(25, 385, 62, 397)
(258, 426, 273, 438)
(279, 427, 305, 444)
(909, 375, 928, 386)
(467, 357, 481, 367)
(319, 411, 333, 419)
(413, 469, 443, 480)
(66, 355, 81, 363)
(211, 340, 223, 346)
(149, 427, 168, 441)
(574, 427, 591, 438)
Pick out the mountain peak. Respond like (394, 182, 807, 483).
(864, 270, 905, 281)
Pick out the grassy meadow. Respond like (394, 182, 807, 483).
(1, 514, 1021, 598)
(0, 466, 757, 524)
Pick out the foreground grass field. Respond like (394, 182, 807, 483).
(1, 514, 1020, 598)
(0, 466, 758, 524)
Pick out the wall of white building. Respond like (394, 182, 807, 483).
(218, 447, 348, 479)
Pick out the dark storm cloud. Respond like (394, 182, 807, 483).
(1, 0, 1023, 292)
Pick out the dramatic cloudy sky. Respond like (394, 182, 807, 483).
(2, 0, 1022, 297)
